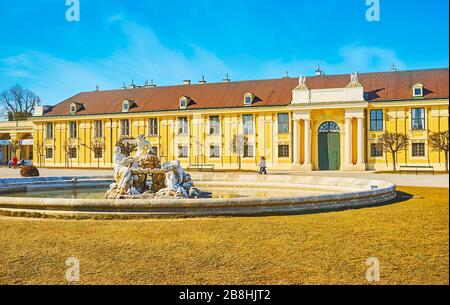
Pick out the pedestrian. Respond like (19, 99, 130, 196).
(259, 156, 267, 175)
(12, 155, 18, 168)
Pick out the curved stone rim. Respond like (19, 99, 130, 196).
(0, 174, 397, 218)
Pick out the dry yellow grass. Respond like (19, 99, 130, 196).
(0, 186, 448, 285)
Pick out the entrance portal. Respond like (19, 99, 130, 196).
(318, 121, 340, 170)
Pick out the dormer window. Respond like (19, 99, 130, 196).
(179, 96, 190, 109)
(122, 99, 136, 112)
(69, 102, 83, 114)
(243, 92, 254, 106)
(412, 83, 424, 97)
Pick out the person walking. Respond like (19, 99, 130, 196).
(259, 156, 267, 175)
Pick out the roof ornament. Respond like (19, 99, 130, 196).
(295, 74, 308, 90)
(390, 63, 397, 72)
(315, 65, 323, 76)
(347, 72, 362, 87)
(199, 75, 207, 84)
(222, 73, 231, 82)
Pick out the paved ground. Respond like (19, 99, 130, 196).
(0, 167, 448, 187)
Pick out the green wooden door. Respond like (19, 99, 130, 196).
(318, 132, 340, 170)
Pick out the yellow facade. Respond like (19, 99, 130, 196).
(28, 98, 449, 171)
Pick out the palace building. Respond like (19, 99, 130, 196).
(1, 67, 448, 171)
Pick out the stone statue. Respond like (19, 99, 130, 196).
(155, 160, 201, 198)
(133, 134, 150, 160)
(111, 146, 135, 195)
(105, 143, 204, 199)
(347, 72, 361, 87)
(299, 75, 306, 87)
(295, 75, 308, 89)
(350, 72, 358, 83)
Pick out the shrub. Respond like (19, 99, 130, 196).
(20, 166, 40, 177)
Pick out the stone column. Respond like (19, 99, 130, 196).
(304, 118, 311, 165)
(357, 117, 364, 165)
(292, 111, 312, 171)
(345, 117, 352, 165)
(292, 118, 300, 165)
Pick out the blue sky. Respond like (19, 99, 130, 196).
(0, 0, 448, 106)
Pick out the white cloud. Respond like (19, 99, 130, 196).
(0, 17, 406, 105)
(260, 44, 406, 78)
(0, 19, 234, 104)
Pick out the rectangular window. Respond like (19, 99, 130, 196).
(94, 120, 103, 138)
(178, 145, 188, 158)
(69, 122, 77, 138)
(209, 145, 220, 158)
(411, 108, 425, 130)
(148, 118, 158, 136)
(412, 143, 425, 157)
(45, 123, 53, 139)
(243, 143, 254, 158)
(69, 147, 77, 159)
(413, 88, 423, 97)
(370, 109, 383, 131)
(242, 114, 254, 135)
(370, 143, 383, 157)
(94, 147, 103, 159)
(277, 113, 289, 134)
(45, 147, 53, 159)
(278, 144, 290, 158)
(209, 116, 220, 135)
(178, 117, 189, 135)
(121, 119, 130, 136)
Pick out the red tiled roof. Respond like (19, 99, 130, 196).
(42, 68, 449, 117)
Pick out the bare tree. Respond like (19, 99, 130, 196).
(230, 134, 248, 170)
(377, 131, 409, 171)
(82, 139, 105, 168)
(0, 85, 40, 121)
(64, 140, 77, 168)
(429, 130, 449, 172)
(34, 140, 45, 167)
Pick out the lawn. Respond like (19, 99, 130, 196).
(0, 186, 448, 285)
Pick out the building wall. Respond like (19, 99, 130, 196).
(366, 100, 449, 171)
(28, 99, 450, 171)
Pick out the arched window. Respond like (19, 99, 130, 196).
(318, 121, 340, 133)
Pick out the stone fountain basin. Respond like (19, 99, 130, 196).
(0, 174, 396, 218)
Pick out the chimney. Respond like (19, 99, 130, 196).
(315, 65, 323, 76)
(183, 80, 191, 85)
(222, 73, 231, 82)
(198, 75, 207, 84)
(390, 63, 397, 72)
(129, 80, 136, 89)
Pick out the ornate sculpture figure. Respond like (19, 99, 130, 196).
(111, 146, 135, 195)
(350, 72, 359, 83)
(133, 134, 150, 160)
(105, 143, 204, 199)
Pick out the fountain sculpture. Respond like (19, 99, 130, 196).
(105, 135, 203, 199)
